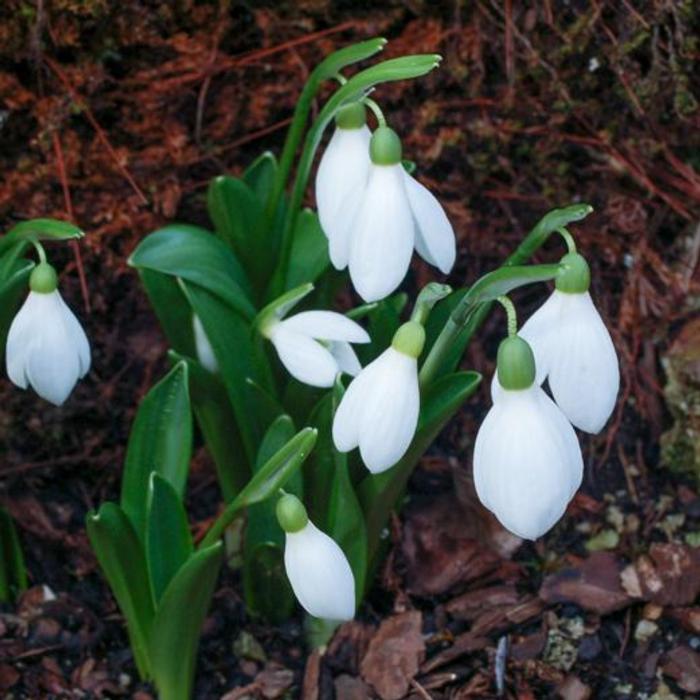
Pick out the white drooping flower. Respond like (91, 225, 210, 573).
(267, 310, 369, 388)
(6, 263, 90, 406)
(476, 336, 583, 540)
(192, 313, 218, 374)
(517, 253, 619, 434)
(333, 321, 423, 474)
(277, 494, 355, 621)
(315, 102, 371, 248)
(326, 126, 456, 303)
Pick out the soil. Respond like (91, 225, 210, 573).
(1, 2, 699, 698)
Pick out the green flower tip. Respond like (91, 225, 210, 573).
(276, 493, 308, 534)
(392, 321, 425, 359)
(336, 102, 367, 130)
(370, 126, 402, 165)
(497, 335, 536, 391)
(556, 252, 590, 294)
(29, 262, 58, 294)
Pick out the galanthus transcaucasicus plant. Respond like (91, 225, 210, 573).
(0, 38, 620, 700)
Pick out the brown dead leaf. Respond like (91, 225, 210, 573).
(662, 646, 700, 693)
(539, 552, 634, 615)
(360, 611, 424, 700)
(556, 675, 592, 700)
(668, 607, 700, 633)
(0, 663, 20, 691)
(334, 674, 374, 700)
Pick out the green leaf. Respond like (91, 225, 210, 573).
(243, 151, 278, 206)
(168, 351, 249, 502)
(0, 218, 84, 255)
(285, 209, 330, 289)
(121, 362, 193, 540)
(243, 415, 298, 621)
(359, 371, 481, 575)
(0, 506, 27, 603)
(255, 282, 314, 333)
(313, 37, 388, 82)
(207, 175, 271, 292)
(86, 503, 154, 679)
(149, 543, 223, 700)
(129, 225, 255, 320)
(146, 474, 193, 604)
(199, 427, 318, 548)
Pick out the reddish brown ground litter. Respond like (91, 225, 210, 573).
(1, 2, 699, 698)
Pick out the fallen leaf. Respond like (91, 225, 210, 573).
(334, 674, 373, 700)
(539, 552, 634, 614)
(662, 646, 700, 693)
(360, 611, 424, 700)
(557, 675, 592, 700)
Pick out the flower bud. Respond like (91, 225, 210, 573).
(555, 252, 590, 294)
(391, 321, 425, 359)
(369, 126, 402, 165)
(276, 493, 309, 533)
(335, 102, 367, 130)
(496, 336, 536, 391)
(29, 263, 58, 294)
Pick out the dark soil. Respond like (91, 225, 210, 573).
(1, 2, 699, 698)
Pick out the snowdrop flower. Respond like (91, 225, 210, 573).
(192, 313, 218, 373)
(475, 335, 583, 540)
(315, 102, 371, 246)
(518, 252, 619, 433)
(277, 493, 355, 621)
(263, 310, 369, 389)
(333, 320, 423, 473)
(327, 126, 456, 302)
(6, 262, 90, 406)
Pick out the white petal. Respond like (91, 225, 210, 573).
(6, 292, 41, 389)
(356, 348, 420, 473)
(57, 294, 91, 378)
(284, 521, 356, 621)
(404, 172, 456, 274)
(316, 126, 371, 245)
(192, 313, 219, 373)
(348, 164, 415, 302)
(280, 310, 369, 343)
(270, 325, 339, 388)
(328, 341, 362, 376)
(474, 385, 582, 539)
(544, 292, 619, 433)
(328, 185, 366, 270)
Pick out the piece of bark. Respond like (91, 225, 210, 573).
(360, 611, 424, 700)
(662, 646, 700, 693)
(539, 552, 634, 615)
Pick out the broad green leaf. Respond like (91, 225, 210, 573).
(86, 503, 154, 679)
(0, 218, 83, 255)
(149, 543, 223, 700)
(139, 269, 196, 358)
(121, 362, 192, 539)
(182, 281, 270, 464)
(207, 175, 271, 292)
(129, 225, 255, 320)
(0, 506, 27, 603)
(246, 378, 286, 435)
(326, 379, 367, 597)
(199, 427, 317, 548)
(285, 209, 330, 289)
(244, 415, 298, 621)
(243, 151, 278, 206)
(359, 371, 481, 575)
(169, 351, 248, 502)
(0, 258, 32, 358)
(146, 474, 193, 604)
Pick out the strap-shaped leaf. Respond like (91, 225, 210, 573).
(146, 474, 193, 604)
(121, 362, 192, 539)
(359, 371, 481, 576)
(149, 543, 224, 700)
(0, 506, 27, 603)
(168, 351, 249, 502)
(0, 218, 84, 256)
(243, 415, 298, 621)
(129, 225, 255, 320)
(285, 209, 329, 289)
(199, 427, 317, 548)
(86, 503, 154, 679)
(243, 151, 278, 206)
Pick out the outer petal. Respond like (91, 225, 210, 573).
(328, 341, 362, 377)
(328, 185, 366, 270)
(315, 126, 371, 244)
(357, 348, 419, 473)
(545, 292, 619, 434)
(192, 313, 218, 373)
(58, 294, 91, 378)
(403, 172, 456, 274)
(474, 385, 582, 539)
(280, 310, 369, 344)
(270, 325, 338, 388)
(6, 292, 42, 388)
(348, 164, 415, 302)
(284, 521, 356, 621)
